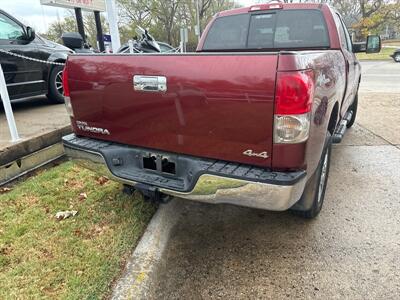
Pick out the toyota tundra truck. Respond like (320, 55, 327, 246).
(61, 3, 381, 218)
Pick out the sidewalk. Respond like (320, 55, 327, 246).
(1, 96, 70, 151)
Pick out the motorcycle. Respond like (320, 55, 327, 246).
(117, 27, 166, 53)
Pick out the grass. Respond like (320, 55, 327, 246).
(0, 161, 156, 299)
(356, 47, 394, 60)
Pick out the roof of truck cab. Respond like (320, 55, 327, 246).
(217, 3, 327, 17)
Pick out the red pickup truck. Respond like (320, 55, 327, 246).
(62, 3, 380, 218)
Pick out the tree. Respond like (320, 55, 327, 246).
(115, 0, 237, 47)
(44, 12, 108, 50)
(147, 0, 181, 45)
(43, 16, 76, 44)
(351, 0, 399, 38)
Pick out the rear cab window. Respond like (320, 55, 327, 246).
(203, 9, 330, 51)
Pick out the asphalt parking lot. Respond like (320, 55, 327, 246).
(152, 60, 400, 299)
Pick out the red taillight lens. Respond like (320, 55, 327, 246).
(275, 69, 314, 115)
(62, 66, 70, 97)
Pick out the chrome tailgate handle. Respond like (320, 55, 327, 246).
(133, 75, 167, 92)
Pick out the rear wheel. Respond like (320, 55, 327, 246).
(394, 53, 400, 63)
(47, 65, 65, 104)
(346, 93, 358, 128)
(291, 133, 332, 219)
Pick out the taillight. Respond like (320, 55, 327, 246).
(62, 66, 74, 117)
(62, 66, 69, 97)
(274, 69, 314, 144)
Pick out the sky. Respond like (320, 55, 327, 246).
(3, 0, 67, 33)
(3, 0, 258, 34)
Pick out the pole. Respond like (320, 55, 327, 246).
(94, 11, 105, 52)
(196, 0, 201, 42)
(0, 64, 20, 142)
(128, 40, 134, 53)
(105, 0, 121, 53)
(74, 7, 86, 43)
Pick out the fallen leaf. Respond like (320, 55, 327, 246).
(55, 210, 78, 221)
(78, 193, 87, 201)
(0, 187, 12, 194)
(73, 229, 82, 237)
(97, 176, 109, 185)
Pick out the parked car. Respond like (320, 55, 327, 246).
(0, 9, 71, 103)
(62, 3, 380, 218)
(390, 48, 400, 62)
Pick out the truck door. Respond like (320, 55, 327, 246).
(334, 13, 359, 117)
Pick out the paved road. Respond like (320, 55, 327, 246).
(0, 96, 69, 151)
(360, 60, 400, 94)
(153, 60, 400, 299)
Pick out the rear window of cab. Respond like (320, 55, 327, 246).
(203, 9, 330, 51)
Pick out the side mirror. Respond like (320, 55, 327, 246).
(25, 26, 35, 42)
(352, 42, 366, 53)
(366, 35, 381, 54)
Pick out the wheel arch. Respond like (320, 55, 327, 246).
(46, 52, 68, 82)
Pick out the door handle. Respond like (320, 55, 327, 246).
(133, 75, 167, 92)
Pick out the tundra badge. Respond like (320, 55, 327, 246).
(76, 121, 110, 135)
(243, 150, 269, 159)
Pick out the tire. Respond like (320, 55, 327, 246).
(346, 93, 358, 128)
(394, 53, 400, 63)
(291, 133, 332, 219)
(47, 65, 65, 104)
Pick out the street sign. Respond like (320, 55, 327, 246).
(180, 28, 188, 43)
(103, 34, 111, 42)
(180, 28, 189, 53)
(40, 0, 106, 12)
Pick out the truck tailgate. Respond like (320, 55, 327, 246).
(67, 53, 278, 167)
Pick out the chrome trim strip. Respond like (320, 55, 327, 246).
(64, 145, 305, 211)
(7, 80, 45, 87)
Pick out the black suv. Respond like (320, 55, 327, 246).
(0, 9, 71, 103)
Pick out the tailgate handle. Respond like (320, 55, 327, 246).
(133, 75, 167, 92)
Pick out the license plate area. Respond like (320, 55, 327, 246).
(142, 152, 176, 175)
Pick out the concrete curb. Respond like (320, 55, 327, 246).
(0, 142, 65, 186)
(111, 199, 183, 300)
(0, 125, 72, 186)
(0, 125, 71, 165)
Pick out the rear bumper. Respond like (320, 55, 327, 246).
(62, 134, 306, 211)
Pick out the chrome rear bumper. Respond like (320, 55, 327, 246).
(63, 135, 306, 211)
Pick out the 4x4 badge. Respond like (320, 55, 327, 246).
(243, 150, 269, 159)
